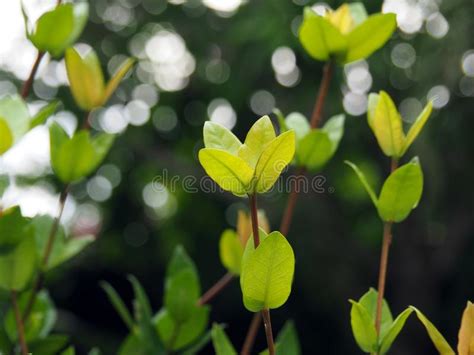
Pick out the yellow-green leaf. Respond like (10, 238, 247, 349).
(379, 308, 413, 354)
(368, 91, 405, 158)
(378, 158, 423, 223)
(203, 121, 242, 155)
(219, 230, 243, 275)
(326, 4, 355, 34)
(211, 323, 237, 355)
(402, 101, 433, 155)
(410, 306, 455, 355)
(199, 148, 254, 196)
(0, 119, 13, 155)
(299, 7, 348, 61)
(345, 13, 397, 64)
(240, 231, 295, 312)
(297, 130, 332, 171)
(349, 300, 377, 353)
(0, 95, 30, 143)
(65, 47, 105, 110)
(239, 115, 276, 167)
(344, 161, 378, 207)
(458, 301, 474, 355)
(254, 130, 295, 193)
(103, 57, 135, 104)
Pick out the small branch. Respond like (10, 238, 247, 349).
(261, 309, 275, 355)
(23, 185, 69, 321)
(374, 159, 399, 338)
(279, 167, 305, 236)
(82, 111, 92, 130)
(249, 194, 260, 247)
(11, 291, 29, 355)
(197, 272, 234, 306)
(310, 61, 334, 129)
(21, 51, 45, 99)
(240, 313, 261, 355)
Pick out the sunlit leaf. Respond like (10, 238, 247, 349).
(219, 229, 244, 275)
(30, 101, 60, 129)
(29, 3, 89, 57)
(358, 288, 393, 340)
(284, 112, 310, 142)
(348, 3, 368, 26)
(239, 115, 276, 167)
(326, 4, 355, 34)
(378, 158, 423, 222)
(103, 57, 135, 104)
(199, 148, 254, 195)
(410, 306, 455, 355)
(349, 300, 378, 353)
(0, 119, 13, 155)
(254, 130, 295, 193)
(345, 13, 397, 63)
(344, 161, 378, 207)
(458, 301, 474, 355)
(203, 121, 242, 155)
(0, 95, 30, 143)
(402, 101, 433, 155)
(297, 130, 332, 171)
(240, 231, 295, 312)
(379, 308, 413, 354)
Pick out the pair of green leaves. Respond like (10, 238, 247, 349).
(278, 111, 345, 171)
(102, 247, 210, 354)
(350, 288, 413, 354)
(299, 3, 396, 64)
(24, 2, 89, 57)
(49, 122, 114, 183)
(240, 229, 295, 312)
(65, 47, 135, 111)
(219, 209, 270, 275)
(211, 320, 301, 355)
(368, 91, 433, 158)
(346, 158, 423, 223)
(410, 301, 474, 355)
(0, 95, 59, 155)
(199, 116, 296, 196)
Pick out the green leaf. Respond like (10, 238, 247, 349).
(219, 229, 244, 275)
(239, 115, 276, 167)
(410, 306, 455, 355)
(49, 123, 114, 183)
(0, 95, 30, 143)
(457, 301, 474, 355)
(5, 290, 56, 342)
(240, 231, 295, 312)
(65, 47, 105, 110)
(164, 246, 200, 322)
(61, 346, 75, 355)
(349, 300, 377, 353)
(100, 281, 134, 331)
(128, 275, 166, 354)
(402, 101, 434, 155)
(211, 324, 237, 355)
(119, 332, 147, 355)
(358, 288, 393, 340)
(285, 113, 310, 142)
(322, 114, 345, 155)
(344, 161, 378, 207)
(32, 215, 94, 270)
(29, 334, 69, 355)
(377, 158, 424, 222)
(345, 13, 397, 63)
(155, 306, 209, 351)
(30, 101, 60, 129)
(199, 148, 254, 196)
(180, 327, 212, 355)
(0, 206, 31, 253)
(367, 91, 405, 158)
(254, 130, 296, 193)
(103, 58, 135, 104)
(379, 308, 413, 354)
(297, 130, 332, 171)
(0, 175, 8, 198)
(29, 3, 89, 57)
(261, 320, 301, 355)
(299, 7, 348, 61)
(203, 121, 242, 155)
(0, 119, 13, 155)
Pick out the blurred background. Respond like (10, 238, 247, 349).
(0, 0, 473, 353)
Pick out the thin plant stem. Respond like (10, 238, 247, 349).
(279, 166, 305, 235)
(11, 291, 29, 355)
(197, 272, 234, 306)
(374, 158, 399, 338)
(23, 184, 69, 321)
(310, 61, 335, 129)
(261, 309, 275, 355)
(21, 51, 45, 99)
(241, 313, 262, 355)
(248, 194, 275, 354)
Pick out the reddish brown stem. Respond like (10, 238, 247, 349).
(21, 51, 45, 99)
(23, 185, 69, 321)
(279, 167, 305, 236)
(374, 159, 399, 338)
(261, 309, 275, 355)
(310, 61, 334, 129)
(11, 291, 29, 355)
(198, 272, 234, 306)
(249, 194, 260, 247)
(241, 313, 262, 355)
